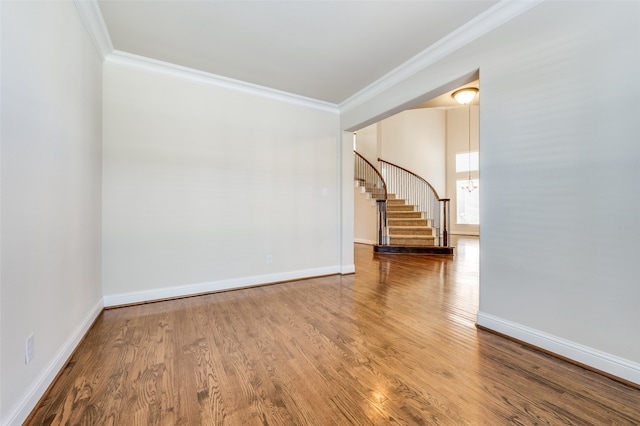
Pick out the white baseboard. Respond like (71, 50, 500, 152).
(354, 238, 376, 246)
(3, 299, 104, 426)
(103, 266, 342, 307)
(477, 312, 640, 385)
(341, 264, 356, 274)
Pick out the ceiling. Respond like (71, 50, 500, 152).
(97, 0, 497, 105)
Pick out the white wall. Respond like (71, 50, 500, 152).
(340, 131, 355, 274)
(380, 109, 446, 197)
(1, 2, 103, 424)
(353, 122, 378, 245)
(102, 61, 341, 304)
(355, 109, 446, 194)
(342, 1, 640, 383)
(354, 122, 379, 166)
(353, 186, 377, 245)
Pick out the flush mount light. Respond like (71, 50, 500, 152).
(452, 87, 479, 105)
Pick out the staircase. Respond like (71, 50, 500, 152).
(386, 198, 436, 246)
(354, 184, 437, 247)
(354, 151, 454, 255)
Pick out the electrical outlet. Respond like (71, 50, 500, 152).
(25, 334, 35, 364)
(266, 255, 273, 264)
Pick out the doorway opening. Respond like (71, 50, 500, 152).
(352, 78, 480, 249)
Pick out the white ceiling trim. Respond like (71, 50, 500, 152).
(105, 51, 340, 113)
(76, 0, 337, 111)
(339, 0, 542, 113)
(74, 0, 113, 61)
(76, 0, 539, 113)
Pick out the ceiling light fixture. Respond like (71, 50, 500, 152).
(452, 87, 478, 193)
(452, 87, 478, 105)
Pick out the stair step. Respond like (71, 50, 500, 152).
(387, 211, 422, 219)
(364, 186, 384, 193)
(386, 204, 415, 212)
(388, 226, 433, 236)
(389, 235, 436, 246)
(355, 181, 388, 200)
(387, 218, 431, 227)
(386, 199, 407, 206)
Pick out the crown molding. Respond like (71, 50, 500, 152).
(105, 51, 339, 113)
(74, 0, 114, 61)
(74, 0, 336, 112)
(339, 0, 542, 113)
(75, 0, 538, 114)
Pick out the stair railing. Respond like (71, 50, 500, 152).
(378, 159, 451, 247)
(354, 152, 388, 245)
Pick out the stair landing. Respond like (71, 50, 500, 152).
(374, 245, 455, 255)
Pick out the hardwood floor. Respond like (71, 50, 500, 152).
(27, 236, 640, 425)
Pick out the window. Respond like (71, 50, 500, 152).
(455, 152, 479, 173)
(455, 151, 479, 225)
(456, 179, 479, 224)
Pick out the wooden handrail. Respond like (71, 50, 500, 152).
(355, 152, 387, 200)
(378, 158, 440, 200)
(354, 151, 388, 245)
(377, 158, 450, 247)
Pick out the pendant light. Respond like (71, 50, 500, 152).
(452, 88, 478, 192)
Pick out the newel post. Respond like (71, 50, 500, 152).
(439, 198, 451, 247)
(376, 199, 388, 246)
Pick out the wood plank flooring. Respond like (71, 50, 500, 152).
(27, 237, 640, 425)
